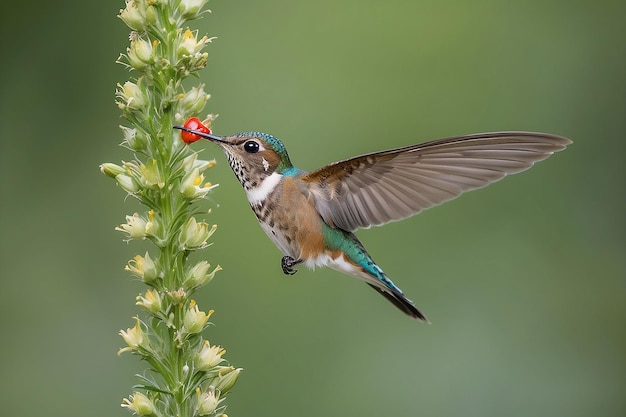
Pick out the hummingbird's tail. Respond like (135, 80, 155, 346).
(368, 284, 429, 322)
(330, 228, 429, 321)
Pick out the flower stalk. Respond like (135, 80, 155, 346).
(102, 1, 240, 416)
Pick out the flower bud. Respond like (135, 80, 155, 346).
(118, 317, 147, 355)
(179, 217, 216, 249)
(140, 159, 164, 189)
(185, 261, 221, 289)
(144, 4, 157, 25)
(183, 300, 213, 334)
(116, 213, 148, 239)
(116, 80, 147, 111)
(214, 367, 242, 394)
(121, 392, 156, 416)
(196, 340, 226, 370)
(181, 152, 215, 172)
(180, 0, 209, 19)
(118, 0, 147, 31)
(120, 125, 148, 151)
(100, 162, 126, 178)
(180, 168, 218, 200)
(143, 210, 165, 246)
(168, 288, 187, 304)
(127, 37, 154, 70)
(178, 29, 210, 57)
(180, 85, 210, 114)
(180, 167, 203, 197)
(115, 174, 139, 194)
(181, 152, 199, 171)
(196, 386, 221, 416)
(136, 289, 162, 313)
(125, 251, 158, 283)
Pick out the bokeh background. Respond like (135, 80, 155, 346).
(1, 1, 624, 416)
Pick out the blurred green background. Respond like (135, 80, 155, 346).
(1, 1, 624, 416)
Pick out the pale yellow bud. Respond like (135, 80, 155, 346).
(178, 29, 210, 57)
(116, 80, 147, 110)
(121, 391, 156, 416)
(180, 168, 218, 200)
(118, 0, 147, 31)
(120, 125, 147, 151)
(100, 162, 126, 178)
(196, 387, 220, 416)
(125, 251, 158, 283)
(179, 217, 216, 249)
(180, 0, 209, 19)
(140, 159, 164, 188)
(183, 301, 213, 334)
(115, 174, 139, 194)
(185, 261, 221, 288)
(118, 317, 147, 354)
(127, 37, 153, 70)
(214, 366, 242, 394)
(180, 85, 210, 114)
(116, 213, 147, 239)
(136, 289, 162, 313)
(196, 340, 226, 370)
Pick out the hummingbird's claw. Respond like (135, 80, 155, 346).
(281, 256, 302, 275)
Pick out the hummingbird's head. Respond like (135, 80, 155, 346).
(174, 127, 296, 190)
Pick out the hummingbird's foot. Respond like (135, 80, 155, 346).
(281, 256, 303, 275)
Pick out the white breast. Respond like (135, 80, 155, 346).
(246, 172, 283, 205)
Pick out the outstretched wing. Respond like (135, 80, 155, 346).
(301, 131, 571, 232)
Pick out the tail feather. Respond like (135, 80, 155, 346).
(368, 284, 429, 322)
(328, 229, 428, 321)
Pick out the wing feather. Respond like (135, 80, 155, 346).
(302, 131, 571, 231)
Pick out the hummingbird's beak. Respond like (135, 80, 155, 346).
(172, 125, 224, 142)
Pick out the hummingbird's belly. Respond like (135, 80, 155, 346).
(250, 178, 326, 260)
(258, 219, 298, 258)
(254, 204, 323, 259)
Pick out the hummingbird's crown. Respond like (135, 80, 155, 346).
(235, 131, 288, 155)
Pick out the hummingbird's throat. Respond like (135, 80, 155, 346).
(245, 172, 282, 206)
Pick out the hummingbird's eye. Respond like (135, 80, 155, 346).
(243, 140, 260, 154)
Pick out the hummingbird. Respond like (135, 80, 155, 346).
(173, 125, 571, 321)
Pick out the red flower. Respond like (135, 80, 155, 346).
(181, 117, 211, 144)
